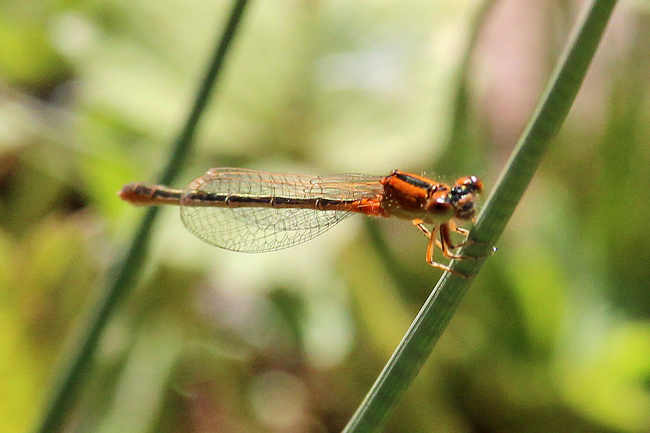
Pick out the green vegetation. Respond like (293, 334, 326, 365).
(0, 1, 648, 432)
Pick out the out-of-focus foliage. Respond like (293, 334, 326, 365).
(1, 0, 649, 432)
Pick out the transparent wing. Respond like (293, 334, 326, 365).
(180, 168, 383, 253)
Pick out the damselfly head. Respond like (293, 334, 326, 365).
(448, 175, 483, 221)
(425, 193, 455, 219)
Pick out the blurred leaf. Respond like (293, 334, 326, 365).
(560, 322, 650, 432)
(0, 16, 70, 92)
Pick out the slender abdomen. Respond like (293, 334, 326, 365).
(118, 184, 183, 206)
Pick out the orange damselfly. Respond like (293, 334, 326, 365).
(119, 168, 484, 275)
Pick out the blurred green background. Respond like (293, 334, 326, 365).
(1, 0, 650, 432)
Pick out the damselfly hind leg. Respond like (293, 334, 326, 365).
(439, 223, 469, 260)
(411, 220, 473, 277)
(424, 227, 474, 277)
(446, 220, 497, 256)
(447, 220, 470, 248)
(415, 218, 474, 252)
(447, 220, 498, 257)
(412, 218, 444, 250)
(414, 219, 470, 259)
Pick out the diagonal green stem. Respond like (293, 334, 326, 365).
(157, 0, 250, 186)
(343, 1, 618, 432)
(33, 2, 251, 432)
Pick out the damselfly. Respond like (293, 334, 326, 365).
(119, 168, 484, 275)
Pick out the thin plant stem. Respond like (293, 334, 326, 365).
(342, 1, 619, 432)
(33, 1, 251, 432)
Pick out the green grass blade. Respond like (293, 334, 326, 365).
(33, 2, 251, 432)
(343, 1, 619, 432)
